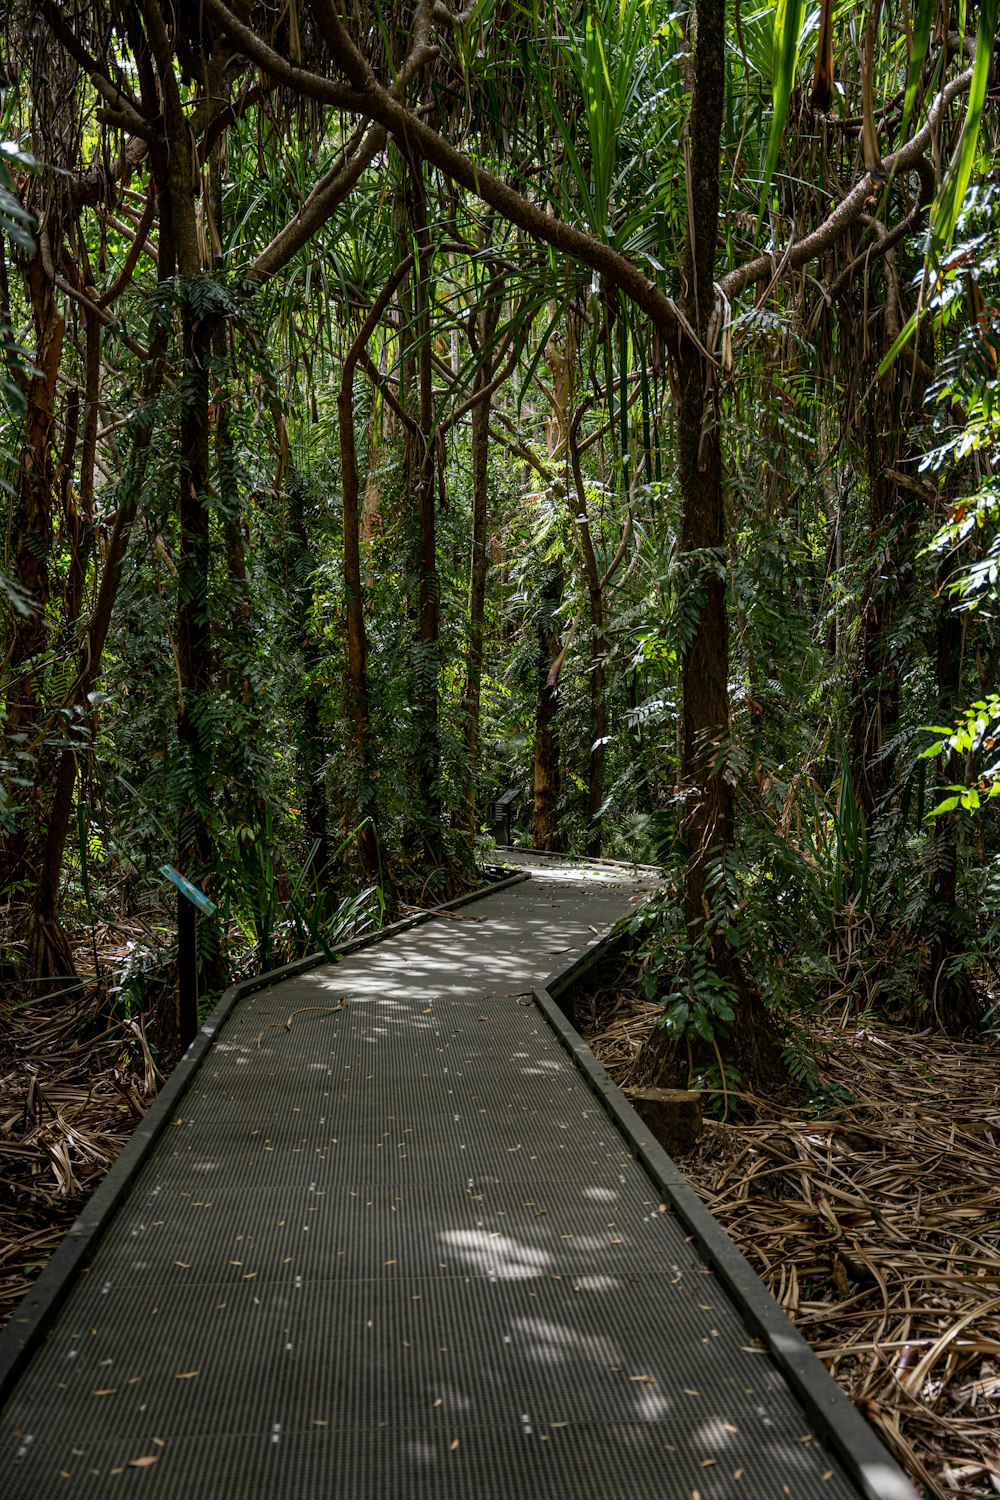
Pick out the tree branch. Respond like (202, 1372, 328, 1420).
(249, 123, 388, 283)
(203, 0, 681, 339)
(720, 69, 974, 302)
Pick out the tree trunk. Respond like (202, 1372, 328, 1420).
(336, 257, 415, 881)
(338, 375, 380, 878)
(404, 161, 442, 863)
(1, 16, 78, 961)
(461, 303, 500, 845)
(568, 416, 607, 855)
(925, 552, 979, 1032)
(636, 0, 785, 1091)
(1, 245, 67, 908)
(174, 295, 218, 931)
(532, 565, 563, 851)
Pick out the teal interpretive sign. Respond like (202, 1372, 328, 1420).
(159, 865, 218, 916)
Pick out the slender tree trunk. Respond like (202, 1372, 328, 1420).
(461, 296, 502, 845)
(926, 553, 978, 1032)
(286, 474, 330, 873)
(532, 565, 563, 851)
(409, 163, 442, 859)
(337, 256, 414, 880)
(338, 376, 380, 877)
(28, 299, 103, 969)
(175, 298, 216, 890)
(568, 417, 607, 855)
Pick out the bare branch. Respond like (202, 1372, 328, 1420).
(721, 69, 974, 302)
(250, 124, 388, 283)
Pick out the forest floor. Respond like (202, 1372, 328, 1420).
(580, 976, 1000, 1500)
(1, 920, 998, 1499)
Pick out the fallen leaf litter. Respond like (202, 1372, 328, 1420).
(584, 988, 1000, 1500)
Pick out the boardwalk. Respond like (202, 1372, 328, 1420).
(1, 856, 914, 1499)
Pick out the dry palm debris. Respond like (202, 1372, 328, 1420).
(585, 995, 1000, 1499)
(0, 983, 162, 1323)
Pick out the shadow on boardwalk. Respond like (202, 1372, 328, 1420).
(0, 856, 911, 1498)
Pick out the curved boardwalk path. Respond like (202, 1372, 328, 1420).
(1, 855, 912, 1499)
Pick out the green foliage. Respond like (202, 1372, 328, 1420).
(630, 877, 738, 1049)
(899, 0, 936, 144)
(929, 0, 1000, 261)
(760, 0, 806, 220)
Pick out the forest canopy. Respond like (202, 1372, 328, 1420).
(1, 0, 999, 1087)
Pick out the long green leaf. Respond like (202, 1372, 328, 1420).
(876, 305, 920, 378)
(899, 0, 937, 143)
(759, 0, 806, 219)
(931, 0, 1000, 258)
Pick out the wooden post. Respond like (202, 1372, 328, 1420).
(624, 1088, 703, 1155)
(177, 890, 198, 1049)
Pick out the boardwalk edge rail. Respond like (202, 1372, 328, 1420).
(0, 859, 921, 1500)
(532, 931, 920, 1500)
(0, 870, 529, 1404)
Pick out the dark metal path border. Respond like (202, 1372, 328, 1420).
(533, 924, 918, 1500)
(0, 857, 917, 1500)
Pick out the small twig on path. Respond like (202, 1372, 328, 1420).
(254, 1002, 347, 1049)
(400, 904, 489, 923)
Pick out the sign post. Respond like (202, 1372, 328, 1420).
(159, 866, 217, 1049)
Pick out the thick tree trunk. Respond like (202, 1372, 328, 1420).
(636, 0, 785, 1091)
(1, 17, 79, 964)
(28, 320, 170, 965)
(1, 256, 66, 908)
(138, 0, 231, 995)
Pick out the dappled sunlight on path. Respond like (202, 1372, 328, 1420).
(0, 858, 885, 1497)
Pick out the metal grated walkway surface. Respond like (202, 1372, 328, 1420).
(1, 857, 904, 1498)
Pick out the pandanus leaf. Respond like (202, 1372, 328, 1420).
(899, 0, 937, 143)
(759, 0, 806, 221)
(931, 0, 1000, 259)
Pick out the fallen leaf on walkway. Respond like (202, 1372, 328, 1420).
(174, 1371, 199, 1380)
(127, 1456, 158, 1468)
